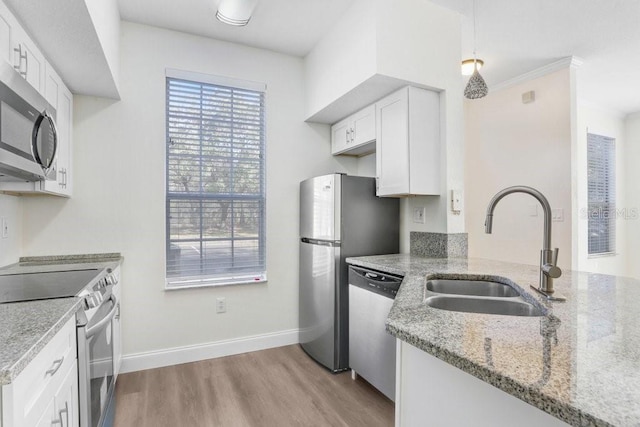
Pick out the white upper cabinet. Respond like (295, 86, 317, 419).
(331, 104, 376, 156)
(0, 1, 73, 197)
(39, 62, 72, 196)
(0, 2, 44, 93)
(13, 27, 44, 93)
(375, 86, 440, 197)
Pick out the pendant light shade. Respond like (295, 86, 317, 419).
(216, 0, 258, 26)
(464, 65, 488, 99)
(464, 0, 488, 99)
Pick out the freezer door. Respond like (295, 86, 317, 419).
(299, 239, 340, 370)
(299, 174, 341, 241)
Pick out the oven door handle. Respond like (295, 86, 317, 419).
(86, 295, 118, 338)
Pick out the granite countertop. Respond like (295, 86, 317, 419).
(346, 254, 640, 427)
(0, 253, 123, 386)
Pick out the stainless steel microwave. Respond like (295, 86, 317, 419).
(0, 60, 57, 182)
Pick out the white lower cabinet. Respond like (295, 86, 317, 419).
(34, 360, 79, 427)
(395, 341, 569, 427)
(1, 317, 79, 427)
(112, 266, 123, 378)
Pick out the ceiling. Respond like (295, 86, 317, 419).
(119, 0, 640, 114)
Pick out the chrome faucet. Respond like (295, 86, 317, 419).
(484, 186, 566, 301)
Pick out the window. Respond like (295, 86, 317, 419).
(587, 133, 615, 255)
(165, 70, 266, 288)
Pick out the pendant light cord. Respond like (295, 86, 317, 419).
(473, 0, 477, 63)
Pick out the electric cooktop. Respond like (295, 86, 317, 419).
(0, 269, 101, 304)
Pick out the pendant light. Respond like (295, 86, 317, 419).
(464, 0, 488, 99)
(216, 0, 258, 26)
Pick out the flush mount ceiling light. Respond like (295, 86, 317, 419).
(461, 58, 484, 76)
(216, 0, 258, 26)
(463, 0, 488, 99)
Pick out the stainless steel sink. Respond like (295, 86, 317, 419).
(424, 295, 544, 317)
(426, 279, 519, 297)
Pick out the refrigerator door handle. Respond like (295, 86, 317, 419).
(301, 237, 341, 247)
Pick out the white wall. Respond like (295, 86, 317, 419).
(465, 69, 573, 269)
(356, 153, 376, 177)
(21, 22, 357, 357)
(375, 0, 465, 252)
(305, 0, 464, 253)
(84, 0, 121, 91)
(625, 112, 640, 279)
(304, 0, 377, 119)
(575, 103, 627, 275)
(0, 194, 22, 266)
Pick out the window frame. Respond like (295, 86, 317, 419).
(586, 132, 616, 257)
(164, 69, 267, 289)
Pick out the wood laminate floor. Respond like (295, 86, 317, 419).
(114, 345, 394, 427)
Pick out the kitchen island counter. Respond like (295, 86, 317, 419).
(346, 254, 640, 427)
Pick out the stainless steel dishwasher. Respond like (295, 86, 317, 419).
(348, 265, 403, 401)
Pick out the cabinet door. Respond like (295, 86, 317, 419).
(0, 3, 16, 66)
(407, 87, 440, 195)
(40, 63, 72, 196)
(351, 104, 376, 147)
(54, 361, 79, 427)
(34, 397, 56, 427)
(331, 118, 350, 155)
(13, 28, 44, 92)
(57, 86, 73, 196)
(113, 304, 122, 377)
(376, 88, 410, 196)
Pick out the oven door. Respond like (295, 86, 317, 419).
(78, 294, 118, 427)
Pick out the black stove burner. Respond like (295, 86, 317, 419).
(0, 269, 101, 304)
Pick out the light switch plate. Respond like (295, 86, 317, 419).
(1, 217, 7, 239)
(451, 190, 463, 213)
(529, 205, 538, 217)
(413, 207, 425, 224)
(552, 208, 564, 222)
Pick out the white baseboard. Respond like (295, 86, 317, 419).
(120, 329, 300, 373)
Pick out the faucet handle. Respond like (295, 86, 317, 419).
(542, 248, 562, 279)
(542, 263, 562, 279)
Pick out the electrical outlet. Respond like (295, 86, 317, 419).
(216, 297, 226, 314)
(413, 207, 425, 224)
(1, 217, 7, 239)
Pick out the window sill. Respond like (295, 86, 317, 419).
(165, 273, 267, 290)
(587, 252, 617, 259)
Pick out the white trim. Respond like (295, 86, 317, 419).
(120, 329, 299, 373)
(394, 339, 403, 427)
(490, 56, 584, 93)
(165, 68, 266, 92)
(165, 273, 268, 290)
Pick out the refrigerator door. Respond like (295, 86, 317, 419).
(299, 238, 342, 371)
(299, 174, 341, 241)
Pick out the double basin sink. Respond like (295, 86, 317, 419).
(424, 279, 545, 317)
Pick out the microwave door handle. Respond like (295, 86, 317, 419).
(86, 295, 118, 338)
(31, 111, 58, 171)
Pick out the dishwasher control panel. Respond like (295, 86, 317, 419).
(348, 265, 403, 299)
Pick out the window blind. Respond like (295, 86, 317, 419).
(165, 76, 266, 287)
(587, 133, 615, 255)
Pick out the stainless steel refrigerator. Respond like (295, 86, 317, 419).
(299, 173, 399, 372)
